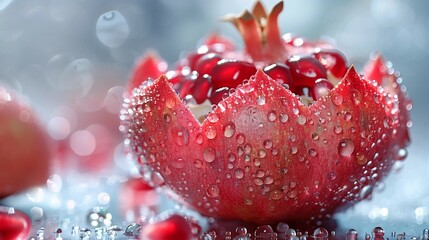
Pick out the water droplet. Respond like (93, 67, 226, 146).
(205, 126, 217, 139)
(338, 139, 354, 157)
(96, 10, 129, 48)
(356, 152, 368, 165)
(254, 225, 275, 239)
(269, 189, 283, 200)
(206, 184, 220, 198)
(87, 207, 112, 227)
(207, 113, 219, 123)
(267, 110, 277, 122)
(256, 96, 266, 105)
(360, 185, 373, 199)
(236, 134, 245, 144)
(313, 227, 329, 239)
(236, 226, 248, 236)
(174, 128, 189, 146)
(279, 113, 289, 123)
(351, 89, 362, 105)
(223, 123, 235, 138)
(235, 169, 244, 179)
(196, 133, 204, 144)
(334, 126, 343, 134)
(203, 147, 216, 163)
(395, 148, 408, 160)
(163, 113, 172, 123)
(331, 94, 343, 106)
(276, 222, 289, 233)
(308, 149, 317, 157)
(124, 223, 141, 237)
(290, 147, 298, 155)
(297, 115, 307, 125)
(172, 158, 185, 169)
(166, 98, 176, 108)
(345, 229, 358, 240)
(194, 159, 203, 169)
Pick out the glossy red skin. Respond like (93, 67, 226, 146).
(140, 214, 193, 240)
(0, 208, 31, 239)
(122, 60, 410, 223)
(127, 53, 167, 95)
(0, 87, 51, 198)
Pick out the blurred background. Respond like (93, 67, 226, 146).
(0, 0, 428, 237)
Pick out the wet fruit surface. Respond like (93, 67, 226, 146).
(0, 207, 31, 239)
(121, 1, 411, 224)
(0, 86, 51, 198)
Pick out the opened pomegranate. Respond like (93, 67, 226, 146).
(121, 2, 411, 223)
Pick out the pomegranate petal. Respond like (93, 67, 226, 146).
(363, 54, 411, 150)
(127, 52, 168, 94)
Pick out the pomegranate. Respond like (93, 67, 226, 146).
(121, 2, 411, 223)
(0, 86, 51, 198)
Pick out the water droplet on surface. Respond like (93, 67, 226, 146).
(87, 207, 112, 227)
(338, 139, 354, 157)
(308, 149, 317, 157)
(279, 113, 289, 123)
(172, 158, 185, 169)
(256, 96, 266, 105)
(269, 189, 283, 200)
(123, 223, 141, 237)
(351, 89, 362, 105)
(334, 126, 343, 134)
(206, 184, 220, 198)
(96, 10, 130, 48)
(267, 110, 277, 122)
(395, 148, 408, 160)
(313, 227, 329, 239)
(223, 123, 236, 138)
(234, 169, 244, 179)
(203, 147, 216, 163)
(205, 126, 218, 139)
(163, 113, 172, 123)
(331, 94, 343, 105)
(345, 229, 358, 240)
(236, 134, 246, 144)
(173, 128, 189, 146)
(297, 115, 307, 125)
(196, 133, 204, 144)
(254, 225, 276, 239)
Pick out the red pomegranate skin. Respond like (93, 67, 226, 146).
(121, 2, 411, 224)
(0, 86, 51, 198)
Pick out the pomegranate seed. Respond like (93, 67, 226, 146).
(177, 79, 195, 99)
(194, 53, 222, 76)
(211, 60, 257, 89)
(190, 75, 212, 104)
(286, 54, 327, 88)
(263, 63, 294, 91)
(209, 87, 230, 105)
(310, 78, 334, 100)
(313, 49, 348, 78)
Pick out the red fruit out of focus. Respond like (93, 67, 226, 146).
(121, 2, 411, 224)
(0, 86, 51, 198)
(140, 214, 193, 240)
(0, 207, 31, 239)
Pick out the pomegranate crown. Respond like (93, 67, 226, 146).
(224, 1, 287, 63)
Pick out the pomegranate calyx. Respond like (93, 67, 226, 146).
(225, 1, 287, 63)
